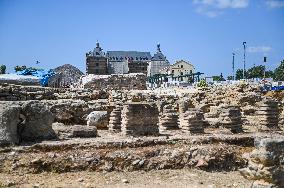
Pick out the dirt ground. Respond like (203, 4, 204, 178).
(0, 168, 252, 188)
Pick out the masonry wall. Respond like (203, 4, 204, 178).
(82, 74, 147, 90)
(86, 56, 108, 75)
(128, 62, 148, 75)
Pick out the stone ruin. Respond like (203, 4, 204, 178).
(121, 103, 159, 136)
(108, 103, 123, 132)
(0, 101, 56, 145)
(218, 105, 243, 133)
(159, 104, 179, 131)
(240, 137, 284, 188)
(179, 108, 205, 134)
(0, 82, 284, 186)
(255, 99, 280, 131)
(81, 73, 147, 90)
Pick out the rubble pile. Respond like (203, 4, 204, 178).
(218, 106, 243, 133)
(121, 103, 159, 136)
(240, 137, 284, 188)
(255, 99, 280, 131)
(48, 64, 84, 88)
(159, 104, 179, 131)
(179, 108, 205, 133)
(108, 104, 123, 132)
(279, 108, 284, 131)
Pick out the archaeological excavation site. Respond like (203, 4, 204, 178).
(0, 79, 283, 188)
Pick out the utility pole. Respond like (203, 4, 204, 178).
(232, 53, 235, 80)
(264, 56, 267, 79)
(243, 42, 247, 79)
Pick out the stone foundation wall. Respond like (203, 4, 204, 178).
(82, 73, 147, 90)
(0, 84, 108, 101)
(0, 84, 59, 101)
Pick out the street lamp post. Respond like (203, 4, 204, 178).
(264, 56, 267, 79)
(232, 53, 235, 80)
(243, 42, 247, 79)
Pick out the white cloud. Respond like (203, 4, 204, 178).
(193, 0, 249, 17)
(265, 0, 284, 8)
(247, 46, 272, 53)
(195, 6, 222, 17)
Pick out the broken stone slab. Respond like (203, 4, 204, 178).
(0, 102, 21, 145)
(71, 125, 97, 138)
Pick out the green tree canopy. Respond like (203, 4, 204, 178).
(0, 65, 6, 74)
(235, 66, 273, 80)
(235, 69, 246, 80)
(213, 73, 226, 81)
(227, 76, 233, 80)
(14, 65, 27, 72)
(274, 60, 284, 81)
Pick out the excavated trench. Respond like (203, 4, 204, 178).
(0, 133, 258, 174)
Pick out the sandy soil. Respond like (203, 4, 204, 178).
(0, 169, 253, 188)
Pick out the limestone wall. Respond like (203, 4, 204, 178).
(0, 84, 58, 101)
(82, 73, 147, 90)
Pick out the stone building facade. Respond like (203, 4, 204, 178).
(160, 60, 195, 77)
(128, 61, 148, 74)
(108, 61, 129, 74)
(86, 42, 169, 76)
(106, 51, 151, 75)
(86, 42, 108, 75)
(147, 44, 170, 76)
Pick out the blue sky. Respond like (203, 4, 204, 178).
(0, 0, 283, 77)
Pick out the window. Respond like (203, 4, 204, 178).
(181, 72, 183, 75)
(172, 70, 174, 74)
(181, 65, 183, 68)
(96, 63, 99, 67)
(190, 70, 193, 74)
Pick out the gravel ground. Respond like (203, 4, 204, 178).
(0, 169, 253, 188)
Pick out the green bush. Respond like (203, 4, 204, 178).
(197, 79, 208, 87)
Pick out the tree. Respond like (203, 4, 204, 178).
(235, 66, 273, 80)
(274, 60, 284, 81)
(0, 65, 6, 74)
(14, 65, 27, 72)
(213, 73, 226, 81)
(212, 76, 221, 81)
(227, 76, 233, 80)
(246, 65, 265, 79)
(265, 70, 274, 78)
(235, 69, 245, 80)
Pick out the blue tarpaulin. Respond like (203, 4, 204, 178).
(16, 69, 55, 86)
